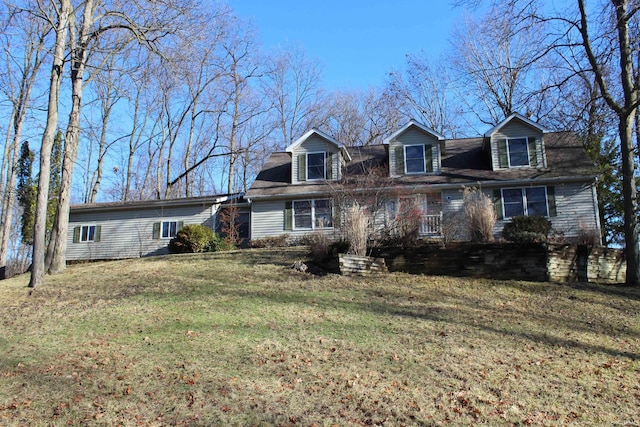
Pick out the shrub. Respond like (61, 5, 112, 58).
(250, 235, 289, 248)
(440, 210, 466, 248)
(341, 202, 370, 256)
(576, 223, 601, 246)
(380, 199, 422, 248)
(207, 234, 235, 252)
(169, 224, 216, 253)
(502, 215, 552, 243)
(301, 231, 332, 261)
(463, 187, 496, 242)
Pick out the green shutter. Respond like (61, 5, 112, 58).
(73, 226, 80, 243)
(528, 137, 538, 167)
(177, 221, 184, 230)
(493, 189, 504, 220)
(498, 139, 508, 168)
(153, 222, 161, 239)
(425, 145, 433, 173)
(547, 186, 557, 217)
(395, 145, 405, 175)
(95, 225, 101, 242)
(284, 201, 293, 230)
(297, 154, 306, 182)
(326, 152, 333, 180)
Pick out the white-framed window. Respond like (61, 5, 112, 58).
(73, 224, 101, 243)
(506, 138, 529, 167)
(405, 144, 426, 174)
(307, 152, 326, 180)
(161, 221, 178, 239)
(502, 187, 548, 218)
(293, 199, 333, 229)
(80, 225, 96, 242)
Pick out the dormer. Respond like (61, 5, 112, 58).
(384, 120, 444, 177)
(483, 113, 548, 171)
(286, 128, 351, 184)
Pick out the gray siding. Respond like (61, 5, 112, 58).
(547, 182, 599, 238)
(67, 203, 215, 261)
(251, 199, 286, 239)
(389, 127, 441, 177)
(291, 135, 340, 184)
(442, 183, 598, 240)
(251, 198, 337, 241)
(490, 121, 545, 170)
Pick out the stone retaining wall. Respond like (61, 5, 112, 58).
(370, 243, 626, 284)
(338, 254, 388, 276)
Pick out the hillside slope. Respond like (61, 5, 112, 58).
(1, 249, 639, 426)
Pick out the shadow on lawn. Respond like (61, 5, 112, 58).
(210, 280, 640, 362)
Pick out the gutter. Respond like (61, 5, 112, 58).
(247, 175, 598, 201)
(70, 193, 245, 213)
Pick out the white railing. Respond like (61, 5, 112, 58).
(420, 213, 443, 236)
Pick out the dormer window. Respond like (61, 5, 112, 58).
(506, 138, 529, 167)
(405, 145, 426, 174)
(498, 137, 540, 168)
(394, 144, 434, 175)
(307, 152, 326, 180)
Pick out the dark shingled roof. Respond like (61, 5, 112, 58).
(246, 132, 597, 199)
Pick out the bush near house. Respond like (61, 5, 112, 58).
(502, 215, 553, 243)
(169, 224, 215, 253)
(169, 224, 232, 253)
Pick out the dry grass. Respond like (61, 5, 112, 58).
(1, 248, 639, 426)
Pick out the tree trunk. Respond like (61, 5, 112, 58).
(618, 114, 640, 285)
(29, 0, 70, 288)
(47, 0, 95, 274)
(0, 113, 19, 268)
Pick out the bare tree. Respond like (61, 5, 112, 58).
(449, 5, 549, 126)
(262, 45, 326, 148)
(386, 53, 463, 138)
(85, 55, 124, 203)
(0, 2, 47, 272)
(323, 88, 403, 146)
(29, 0, 70, 289)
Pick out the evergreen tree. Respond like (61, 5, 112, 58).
(47, 131, 63, 241)
(17, 141, 36, 246)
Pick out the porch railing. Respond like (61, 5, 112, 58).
(420, 213, 443, 236)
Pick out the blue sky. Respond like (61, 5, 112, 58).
(227, 1, 464, 90)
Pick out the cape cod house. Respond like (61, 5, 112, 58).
(245, 113, 601, 243)
(67, 113, 601, 261)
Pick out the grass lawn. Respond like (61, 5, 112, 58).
(0, 248, 639, 426)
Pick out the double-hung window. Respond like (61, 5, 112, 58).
(405, 145, 426, 174)
(161, 221, 178, 239)
(506, 138, 529, 167)
(502, 187, 548, 218)
(307, 152, 326, 180)
(80, 225, 96, 242)
(292, 199, 333, 229)
(73, 224, 101, 243)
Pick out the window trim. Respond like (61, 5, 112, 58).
(80, 224, 97, 242)
(501, 186, 549, 218)
(506, 137, 530, 168)
(161, 220, 179, 239)
(306, 151, 326, 181)
(404, 144, 426, 174)
(292, 199, 333, 230)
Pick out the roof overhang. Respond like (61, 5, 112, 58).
(483, 112, 549, 137)
(383, 119, 445, 144)
(286, 128, 352, 162)
(70, 193, 244, 213)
